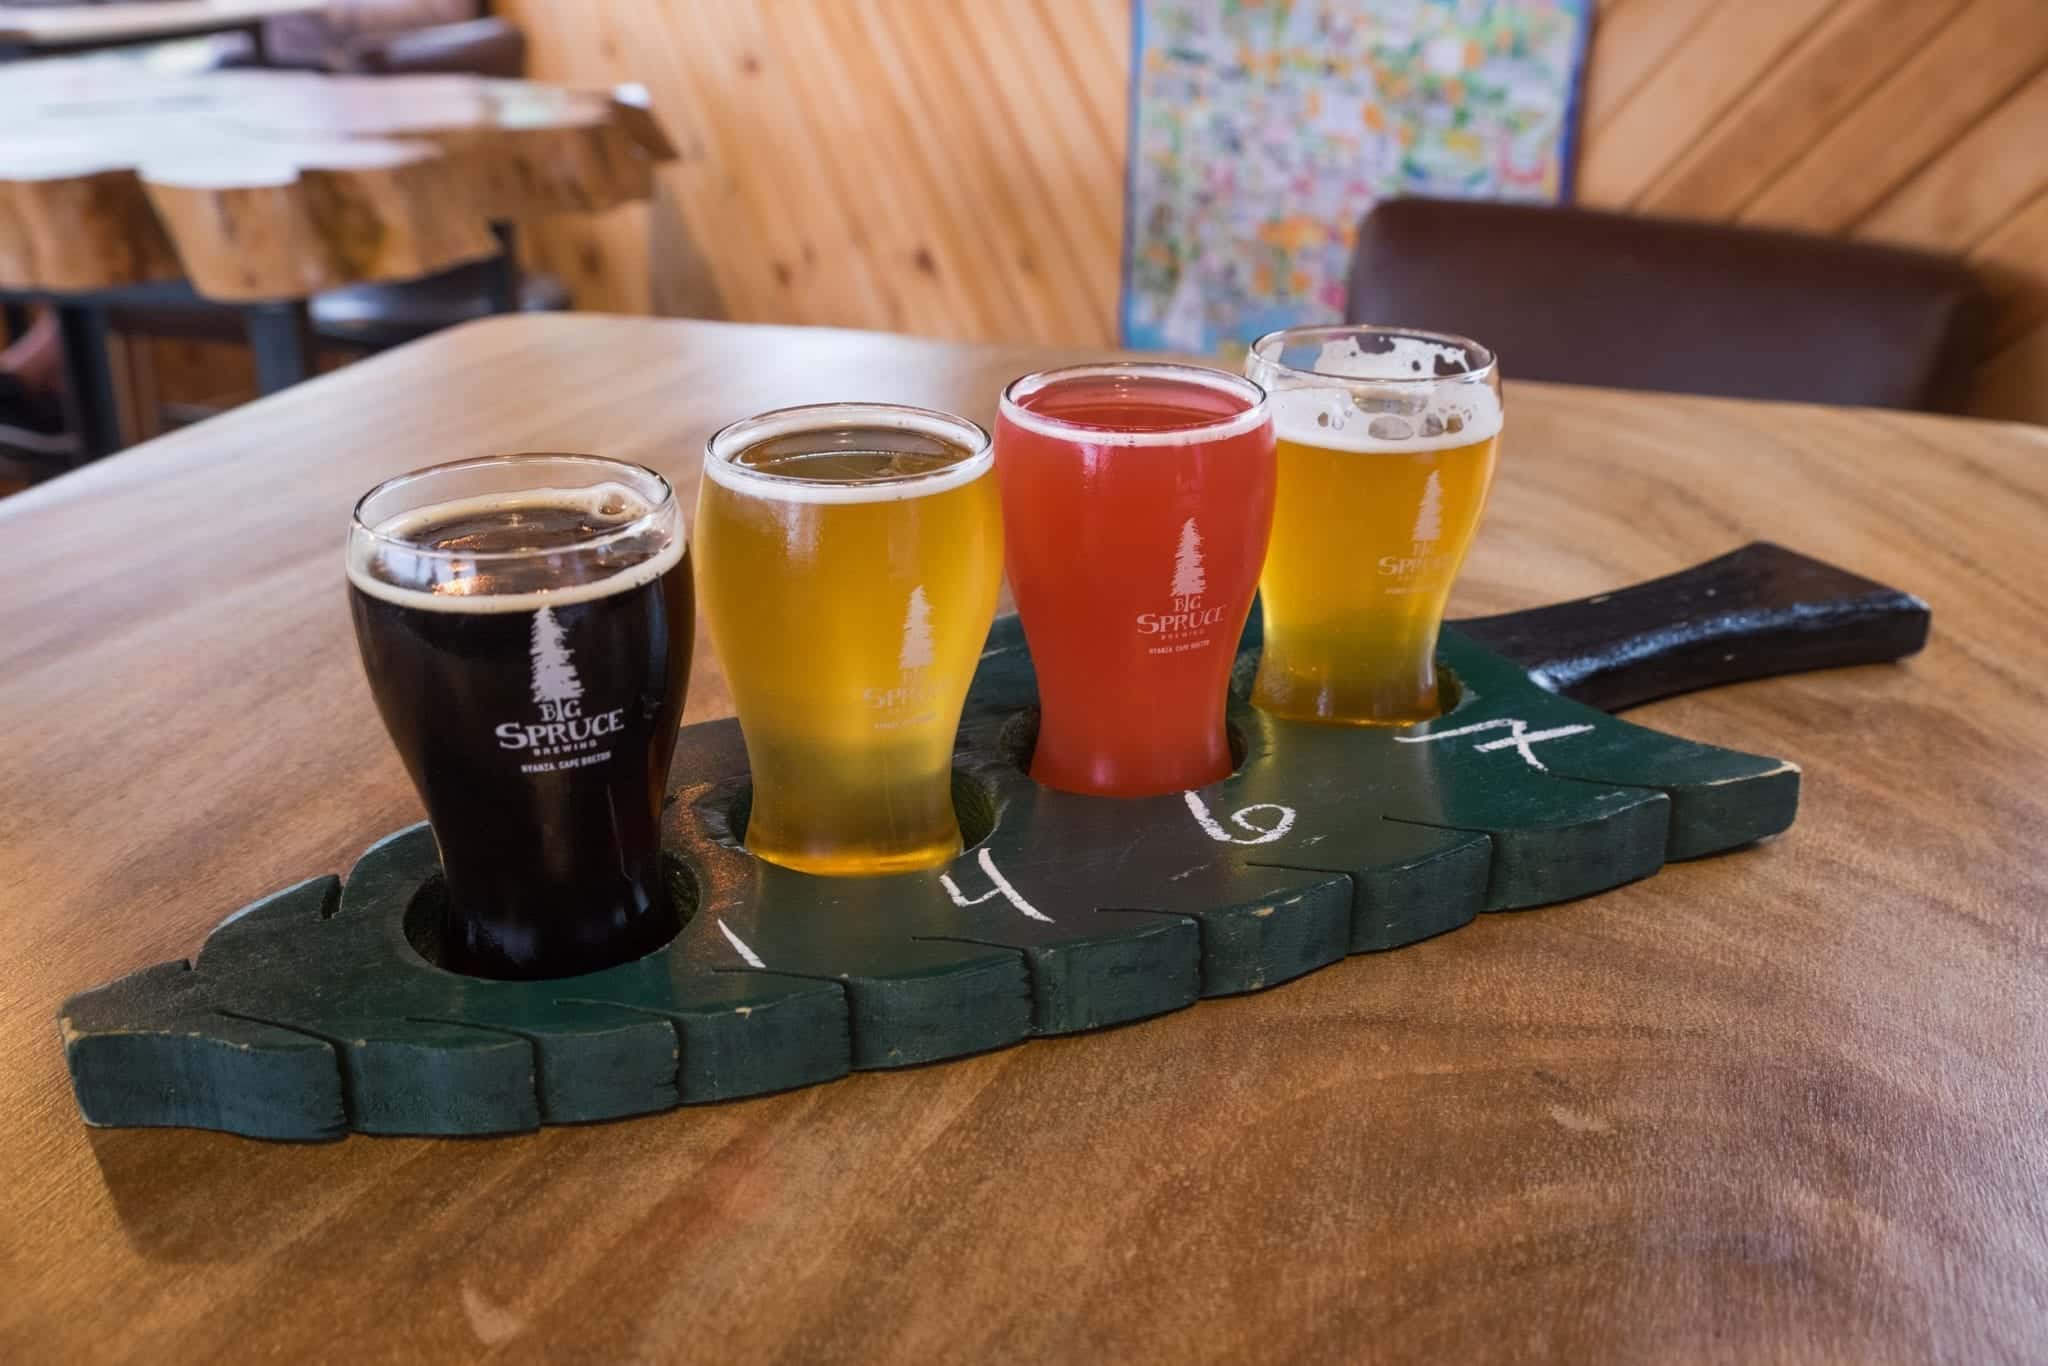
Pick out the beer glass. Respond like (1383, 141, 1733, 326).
(995, 363, 1276, 797)
(696, 403, 1002, 877)
(346, 454, 694, 980)
(1245, 325, 1501, 726)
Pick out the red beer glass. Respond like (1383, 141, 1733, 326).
(995, 363, 1276, 797)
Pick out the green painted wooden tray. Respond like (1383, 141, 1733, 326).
(60, 543, 1928, 1141)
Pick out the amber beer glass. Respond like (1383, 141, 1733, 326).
(346, 454, 693, 980)
(696, 403, 1002, 877)
(995, 363, 1276, 797)
(1245, 325, 1502, 725)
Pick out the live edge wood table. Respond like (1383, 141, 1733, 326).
(0, 1, 323, 56)
(2, 317, 2044, 1364)
(0, 58, 670, 462)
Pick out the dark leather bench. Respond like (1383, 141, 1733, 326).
(1347, 198, 1993, 413)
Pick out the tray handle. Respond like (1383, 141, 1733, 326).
(1451, 541, 1930, 712)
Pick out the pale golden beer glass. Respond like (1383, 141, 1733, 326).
(696, 403, 1002, 876)
(1245, 325, 1502, 725)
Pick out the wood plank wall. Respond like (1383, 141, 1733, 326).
(498, 0, 2048, 425)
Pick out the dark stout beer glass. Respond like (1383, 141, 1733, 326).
(346, 454, 693, 980)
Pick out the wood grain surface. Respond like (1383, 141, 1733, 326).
(0, 60, 670, 299)
(492, 0, 2048, 427)
(2, 316, 2046, 1363)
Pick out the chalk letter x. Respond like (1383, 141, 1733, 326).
(1394, 717, 1594, 772)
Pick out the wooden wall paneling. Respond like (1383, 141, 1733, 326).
(717, 3, 902, 330)
(624, 2, 764, 324)
(975, 0, 1124, 270)
(946, 0, 1122, 344)
(669, 0, 792, 327)
(520, 202, 654, 317)
(1034, 0, 1135, 336)
(808, 1, 1034, 341)
(836, 1, 1031, 342)
(1969, 192, 2048, 350)
(1633, 0, 1969, 219)
(1577, 0, 1839, 208)
(871, 2, 1092, 344)
(1057, 0, 1135, 157)
(848, 1, 1051, 341)
(1739, 0, 2048, 232)
(1969, 321, 2048, 422)
(956, 1, 1122, 343)
(1019, 0, 1136, 336)
(1967, 186, 2048, 426)
(803, 2, 990, 339)
(752, 3, 917, 333)
(1856, 64, 2048, 253)
(1578, 0, 1723, 136)
(646, 177, 727, 321)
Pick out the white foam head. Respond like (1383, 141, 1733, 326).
(704, 403, 992, 504)
(346, 481, 685, 614)
(998, 363, 1269, 448)
(1252, 329, 1502, 454)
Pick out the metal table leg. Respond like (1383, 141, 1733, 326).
(244, 301, 313, 395)
(489, 221, 521, 315)
(52, 304, 121, 463)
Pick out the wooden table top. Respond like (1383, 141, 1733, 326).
(3, 316, 2044, 1362)
(0, 0, 318, 47)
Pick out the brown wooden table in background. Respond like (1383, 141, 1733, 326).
(0, 55, 669, 458)
(0, 0, 320, 52)
(1, 317, 2044, 1363)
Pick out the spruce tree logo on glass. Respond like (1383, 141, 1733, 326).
(867, 586, 940, 729)
(1138, 517, 1226, 653)
(1379, 471, 1453, 591)
(495, 606, 626, 769)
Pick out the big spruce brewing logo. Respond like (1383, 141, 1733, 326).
(1377, 470, 1456, 588)
(866, 585, 940, 729)
(1137, 518, 1226, 654)
(496, 606, 626, 772)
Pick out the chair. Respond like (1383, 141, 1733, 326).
(337, 16, 525, 77)
(1345, 198, 1992, 413)
(311, 254, 570, 352)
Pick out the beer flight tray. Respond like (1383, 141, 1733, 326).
(61, 543, 1928, 1141)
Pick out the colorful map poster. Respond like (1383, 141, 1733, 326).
(1122, 0, 1592, 355)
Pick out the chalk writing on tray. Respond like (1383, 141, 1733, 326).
(716, 918, 766, 969)
(941, 848, 1052, 923)
(1184, 790, 1296, 846)
(1394, 717, 1594, 772)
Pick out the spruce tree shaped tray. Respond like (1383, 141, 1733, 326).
(60, 543, 1928, 1140)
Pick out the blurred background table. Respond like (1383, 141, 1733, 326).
(0, 1, 320, 56)
(0, 51, 667, 462)
(2, 316, 2044, 1363)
